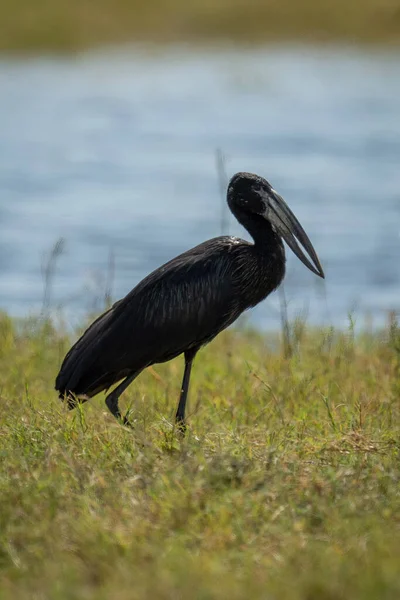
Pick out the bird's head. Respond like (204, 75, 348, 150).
(227, 172, 324, 279)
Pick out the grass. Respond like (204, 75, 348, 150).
(1, 0, 400, 53)
(0, 310, 399, 598)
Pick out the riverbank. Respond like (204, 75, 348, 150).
(1, 0, 400, 53)
(0, 313, 399, 598)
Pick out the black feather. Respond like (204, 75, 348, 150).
(55, 172, 323, 428)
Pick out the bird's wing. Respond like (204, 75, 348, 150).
(56, 238, 241, 396)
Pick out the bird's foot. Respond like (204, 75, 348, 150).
(175, 418, 187, 437)
(66, 394, 80, 410)
(122, 412, 134, 429)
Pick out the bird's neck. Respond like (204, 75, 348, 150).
(231, 208, 286, 307)
(234, 208, 282, 252)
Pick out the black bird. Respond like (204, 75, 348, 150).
(56, 172, 324, 430)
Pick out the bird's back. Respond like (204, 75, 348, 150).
(56, 236, 250, 399)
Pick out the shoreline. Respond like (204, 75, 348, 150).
(1, 0, 400, 55)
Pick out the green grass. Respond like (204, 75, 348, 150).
(1, 0, 400, 53)
(0, 310, 399, 599)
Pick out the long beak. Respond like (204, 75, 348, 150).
(263, 189, 325, 278)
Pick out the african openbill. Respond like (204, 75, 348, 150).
(56, 172, 324, 430)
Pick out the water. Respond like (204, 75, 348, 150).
(1, 45, 400, 330)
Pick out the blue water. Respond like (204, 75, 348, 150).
(1, 45, 400, 329)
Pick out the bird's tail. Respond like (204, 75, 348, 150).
(55, 306, 120, 407)
(57, 373, 117, 409)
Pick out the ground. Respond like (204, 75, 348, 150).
(0, 312, 399, 598)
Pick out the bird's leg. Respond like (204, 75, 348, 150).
(175, 349, 198, 434)
(105, 371, 141, 427)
